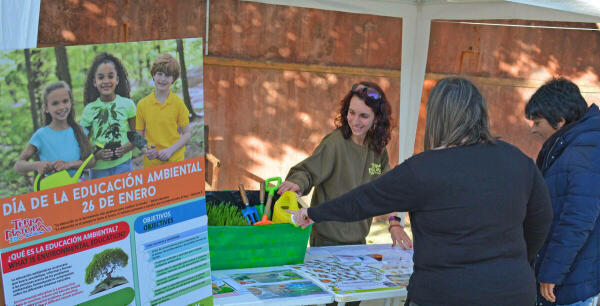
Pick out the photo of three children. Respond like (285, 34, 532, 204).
(2, 38, 204, 196)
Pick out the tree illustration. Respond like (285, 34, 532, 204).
(85, 248, 129, 284)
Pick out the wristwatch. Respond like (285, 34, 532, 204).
(388, 216, 402, 223)
(388, 215, 403, 232)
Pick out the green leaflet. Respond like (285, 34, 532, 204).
(110, 103, 117, 120)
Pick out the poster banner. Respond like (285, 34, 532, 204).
(0, 38, 211, 306)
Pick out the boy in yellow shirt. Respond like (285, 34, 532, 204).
(136, 53, 191, 168)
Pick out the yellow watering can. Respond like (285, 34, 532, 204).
(272, 191, 301, 226)
(33, 144, 102, 192)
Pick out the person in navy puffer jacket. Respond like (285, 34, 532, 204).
(526, 78, 600, 306)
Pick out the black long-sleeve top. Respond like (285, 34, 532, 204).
(308, 141, 553, 306)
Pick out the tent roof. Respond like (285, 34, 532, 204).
(245, 0, 600, 21)
(361, 0, 600, 19)
(505, 0, 600, 18)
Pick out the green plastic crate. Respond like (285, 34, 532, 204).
(206, 191, 311, 270)
(208, 223, 311, 270)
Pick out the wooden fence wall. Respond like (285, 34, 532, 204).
(416, 20, 600, 157)
(36, 0, 600, 190)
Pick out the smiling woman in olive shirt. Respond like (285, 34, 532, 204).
(278, 81, 412, 249)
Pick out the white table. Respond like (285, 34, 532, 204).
(212, 244, 413, 306)
(302, 244, 412, 306)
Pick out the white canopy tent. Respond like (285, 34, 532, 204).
(2, 0, 600, 161)
(245, 0, 600, 161)
(0, 0, 40, 52)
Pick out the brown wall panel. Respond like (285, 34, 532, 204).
(416, 21, 600, 159)
(38, 0, 402, 68)
(413, 80, 434, 154)
(204, 65, 400, 189)
(415, 79, 600, 158)
(38, 0, 124, 45)
(209, 1, 402, 68)
(38, 0, 206, 46)
(427, 20, 600, 82)
(414, 80, 543, 157)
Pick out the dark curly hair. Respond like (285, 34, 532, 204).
(83, 52, 131, 105)
(334, 81, 392, 154)
(525, 77, 588, 128)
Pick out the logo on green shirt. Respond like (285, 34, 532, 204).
(369, 163, 382, 175)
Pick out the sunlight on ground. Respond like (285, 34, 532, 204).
(366, 218, 413, 245)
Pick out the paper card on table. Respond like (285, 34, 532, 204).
(230, 270, 305, 284)
(385, 274, 410, 287)
(212, 279, 238, 297)
(334, 255, 378, 263)
(246, 281, 326, 300)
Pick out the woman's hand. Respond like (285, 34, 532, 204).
(389, 224, 413, 250)
(278, 181, 301, 196)
(287, 208, 314, 229)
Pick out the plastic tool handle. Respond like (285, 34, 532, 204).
(260, 181, 265, 204)
(264, 192, 274, 219)
(238, 184, 250, 207)
(265, 177, 282, 196)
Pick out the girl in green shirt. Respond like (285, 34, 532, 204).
(80, 52, 136, 179)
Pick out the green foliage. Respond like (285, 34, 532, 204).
(0, 38, 204, 196)
(85, 248, 129, 284)
(207, 201, 249, 226)
(130, 80, 154, 105)
(182, 39, 204, 73)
